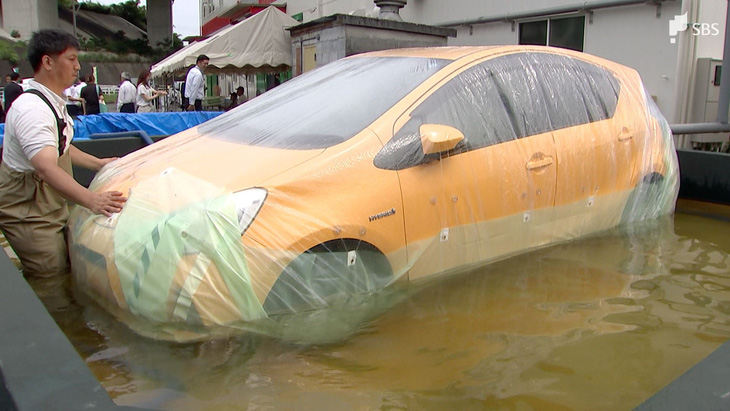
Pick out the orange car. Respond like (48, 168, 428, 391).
(68, 46, 678, 340)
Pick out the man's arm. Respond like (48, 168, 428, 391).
(31, 147, 126, 217)
(69, 145, 117, 171)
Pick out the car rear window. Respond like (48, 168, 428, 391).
(198, 56, 450, 149)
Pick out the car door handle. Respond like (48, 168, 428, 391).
(526, 157, 554, 170)
(618, 128, 634, 141)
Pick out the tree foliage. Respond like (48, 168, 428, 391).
(0, 41, 20, 65)
(60, 0, 184, 59)
(80, 0, 147, 31)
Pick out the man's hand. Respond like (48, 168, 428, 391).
(89, 191, 127, 217)
(31, 147, 127, 217)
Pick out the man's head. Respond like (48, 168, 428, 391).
(9, 72, 19, 82)
(28, 29, 80, 90)
(121, 71, 131, 81)
(236, 86, 244, 96)
(196, 54, 210, 71)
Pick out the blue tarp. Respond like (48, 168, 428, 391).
(0, 111, 223, 145)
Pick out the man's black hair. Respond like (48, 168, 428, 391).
(9, 72, 19, 81)
(28, 29, 79, 73)
(196, 54, 210, 63)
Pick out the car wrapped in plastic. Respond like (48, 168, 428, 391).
(68, 46, 679, 341)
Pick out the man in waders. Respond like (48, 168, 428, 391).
(0, 29, 127, 279)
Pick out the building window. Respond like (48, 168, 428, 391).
(519, 16, 585, 52)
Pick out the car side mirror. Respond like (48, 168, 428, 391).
(420, 124, 464, 155)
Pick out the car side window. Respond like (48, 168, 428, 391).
(487, 54, 554, 138)
(373, 52, 622, 171)
(374, 62, 516, 171)
(525, 53, 620, 131)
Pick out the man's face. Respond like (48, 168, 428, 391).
(49, 47, 81, 89)
(5, 76, 9, 83)
(199, 59, 210, 71)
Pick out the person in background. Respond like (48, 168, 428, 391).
(80, 73, 102, 115)
(180, 64, 194, 110)
(0, 75, 11, 122)
(235, 86, 247, 105)
(225, 92, 238, 111)
(135, 69, 166, 113)
(117, 71, 136, 113)
(184, 54, 209, 111)
(64, 75, 84, 116)
(4, 72, 23, 113)
(0, 29, 126, 279)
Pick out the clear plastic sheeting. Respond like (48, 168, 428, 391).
(68, 46, 679, 342)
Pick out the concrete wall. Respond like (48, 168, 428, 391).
(306, 23, 449, 67)
(696, 0, 727, 60)
(286, 0, 380, 21)
(147, 0, 174, 49)
(289, 14, 453, 74)
(0, 246, 126, 410)
(584, 3, 682, 123)
(1, 0, 59, 39)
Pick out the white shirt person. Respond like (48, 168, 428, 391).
(184, 54, 209, 111)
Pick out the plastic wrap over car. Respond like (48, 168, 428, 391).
(68, 46, 679, 342)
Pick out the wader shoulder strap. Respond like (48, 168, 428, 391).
(23, 89, 67, 156)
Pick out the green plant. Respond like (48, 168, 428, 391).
(0, 40, 20, 65)
(81, 0, 147, 31)
(65, 1, 184, 59)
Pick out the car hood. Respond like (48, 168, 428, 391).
(91, 127, 326, 196)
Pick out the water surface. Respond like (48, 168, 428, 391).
(11, 212, 730, 410)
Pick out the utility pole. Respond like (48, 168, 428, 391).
(72, 0, 80, 39)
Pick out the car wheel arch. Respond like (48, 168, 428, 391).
(262, 238, 394, 315)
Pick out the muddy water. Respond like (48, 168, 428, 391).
(7, 212, 730, 410)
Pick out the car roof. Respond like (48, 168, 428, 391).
(352, 45, 614, 68)
(358, 46, 501, 60)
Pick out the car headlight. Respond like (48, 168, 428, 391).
(232, 188, 267, 235)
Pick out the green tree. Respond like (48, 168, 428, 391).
(109, 0, 147, 31)
(0, 42, 19, 65)
(62, 0, 183, 58)
(79, 0, 148, 31)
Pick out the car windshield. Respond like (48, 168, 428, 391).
(198, 56, 450, 149)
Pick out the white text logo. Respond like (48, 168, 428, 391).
(669, 13, 720, 44)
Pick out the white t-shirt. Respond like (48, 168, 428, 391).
(3, 80, 74, 172)
(64, 82, 85, 106)
(136, 83, 153, 107)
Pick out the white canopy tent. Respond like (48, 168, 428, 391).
(151, 7, 300, 78)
